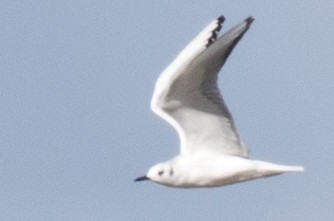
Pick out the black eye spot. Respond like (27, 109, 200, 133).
(158, 171, 164, 176)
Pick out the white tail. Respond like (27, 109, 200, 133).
(255, 161, 304, 178)
(276, 165, 304, 172)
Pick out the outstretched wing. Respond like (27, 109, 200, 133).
(151, 16, 254, 157)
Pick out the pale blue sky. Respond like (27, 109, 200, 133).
(1, 1, 334, 220)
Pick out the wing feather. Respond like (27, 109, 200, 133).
(151, 16, 254, 157)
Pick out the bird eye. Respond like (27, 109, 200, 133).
(158, 171, 164, 176)
(169, 168, 174, 176)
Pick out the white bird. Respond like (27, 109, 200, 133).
(135, 16, 304, 188)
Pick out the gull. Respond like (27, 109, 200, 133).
(135, 16, 304, 188)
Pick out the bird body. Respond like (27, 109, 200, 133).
(135, 15, 304, 188)
(144, 154, 303, 188)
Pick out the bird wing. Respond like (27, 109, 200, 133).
(151, 16, 254, 157)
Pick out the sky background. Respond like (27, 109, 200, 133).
(1, 1, 334, 220)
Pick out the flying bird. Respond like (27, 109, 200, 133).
(135, 16, 304, 188)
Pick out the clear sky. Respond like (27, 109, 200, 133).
(1, 1, 334, 220)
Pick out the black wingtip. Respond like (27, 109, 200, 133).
(206, 15, 226, 47)
(217, 15, 225, 23)
(215, 15, 225, 34)
(245, 16, 254, 24)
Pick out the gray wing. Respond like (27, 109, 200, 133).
(151, 16, 254, 157)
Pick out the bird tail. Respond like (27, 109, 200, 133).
(275, 165, 304, 172)
(255, 161, 304, 178)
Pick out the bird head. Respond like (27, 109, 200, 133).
(134, 162, 175, 186)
